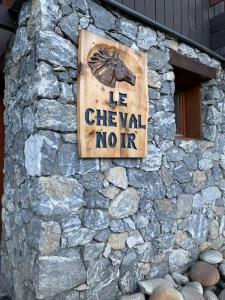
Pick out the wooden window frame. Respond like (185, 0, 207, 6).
(174, 69, 201, 140)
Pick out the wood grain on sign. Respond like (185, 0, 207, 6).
(77, 29, 148, 158)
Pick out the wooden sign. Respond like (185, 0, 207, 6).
(77, 30, 148, 158)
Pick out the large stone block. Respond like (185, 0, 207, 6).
(31, 176, 85, 219)
(37, 31, 77, 68)
(25, 131, 60, 176)
(36, 99, 76, 132)
(109, 188, 140, 219)
(35, 253, 86, 299)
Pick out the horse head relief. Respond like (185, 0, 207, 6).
(88, 47, 136, 88)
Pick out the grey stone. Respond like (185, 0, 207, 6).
(153, 112, 176, 139)
(106, 166, 128, 189)
(36, 62, 60, 99)
(136, 242, 155, 263)
(137, 26, 157, 50)
(12, 27, 29, 63)
(141, 144, 162, 171)
(126, 230, 144, 248)
(110, 219, 125, 233)
(138, 278, 171, 295)
(176, 194, 193, 218)
(80, 171, 103, 191)
(186, 282, 204, 295)
(67, 228, 95, 247)
(188, 214, 208, 244)
(85, 191, 109, 209)
(36, 100, 76, 132)
(108, 232, 128, 250)
(119, 269, 138, 294)
(35, 254, 86, 299)
(173, 164, 191, 183)
(28, 219, 61, 255)
(58, 144, 99, 176)
(31, 176, 85, 219)
(179, 43, 197, 58)
(120, 293, 145, 300)
(204, 290, 219, 300)
(84, 243, 105, 261)
(37, 31, 77, 68)
(62, 216, 81, 233)
(120, 19, 138, 40)
(89, 1, 117, 31)
(121, 250, 137, 273)
(219, 263, 225, 278)
(59, 82, 74, 104)
(169, 249, 191, 272)
(149, 48, 169, 70)
(205, 106, 221, 125)
(181, 286, 204, 300)
(87, 258, 113, 286)
(109, 188, 140, 219)
(201, 187, 222, 202)
(149, 88, 160, 99)
(171, 272, 189, 285)
(94, 229, 111, 242)
(59, 12, 79, 44)
(25, 132, 60, 176)
(200, 250, 223, 264)
(83, 209, 109, 230)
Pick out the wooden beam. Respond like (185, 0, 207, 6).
(169, 50, 217, 80)
(0, 4, 16, 32)
(209, 0, 224, 6)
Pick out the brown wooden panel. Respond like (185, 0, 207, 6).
(165, 0, 173, 29)
(203, 0, 210, 46)
(2, 0, 12, 7)
(211, 28, 225, 49)
(184, 85, 201, 139)
(156, 0, 165, 24)
(134, 0, 145, 13)
(189, 0, 196, 40)
(211, 12, 225, 32)
(196, 0, 203, 44)
(145, 0, 156, 20)
(173, 0, 182, 33)
(122, 0, 135, 10)
(181, 0, 190, 37)
(170, 50, 217, 80)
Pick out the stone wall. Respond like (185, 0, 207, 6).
(1, 0, 225, 299)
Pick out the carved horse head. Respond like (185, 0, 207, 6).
(88, 48, 136, 88)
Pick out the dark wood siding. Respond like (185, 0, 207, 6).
(115, 0, 224, 49)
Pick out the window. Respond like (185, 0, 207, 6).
(170, 50, 217, 140)
(174, 67, 201, 139)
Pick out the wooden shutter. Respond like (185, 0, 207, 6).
(183, 85, 201, 139)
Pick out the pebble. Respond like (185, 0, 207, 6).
(200, 250, 223, 264)
(164, 274, 178, 288)
(120, 293, 145, 300)
(138, 278, 171, 295)
(189, 262, 220, 286)
(219, 263, 225, 278)
(204, 290, 219, 300)
(219, 290, 225, 300)
(171, 272, 189, 285)
(150, 285, 184, 300)
(186, 281, 203, 295)
(181, 286, 204, 300)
